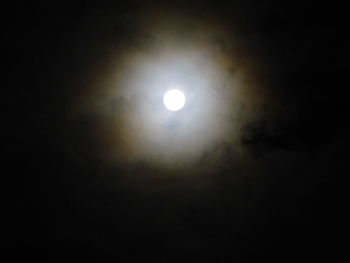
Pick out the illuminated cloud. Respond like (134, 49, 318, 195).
(74, 5, 267, 168)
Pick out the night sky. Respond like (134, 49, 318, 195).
(5, 0, 349, 261)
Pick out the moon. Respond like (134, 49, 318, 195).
(163, 89, 186, 111)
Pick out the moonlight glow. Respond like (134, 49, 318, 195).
(163, 89, 186, 111)
(75, 8, 265, 166)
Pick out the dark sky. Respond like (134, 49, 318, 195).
(5, 0, 349, 261)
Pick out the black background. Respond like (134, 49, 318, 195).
(5, 0, 349, 261)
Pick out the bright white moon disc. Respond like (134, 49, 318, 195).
(163, 89, 186, 111)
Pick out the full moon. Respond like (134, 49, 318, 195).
(163, 89, 186, 111)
